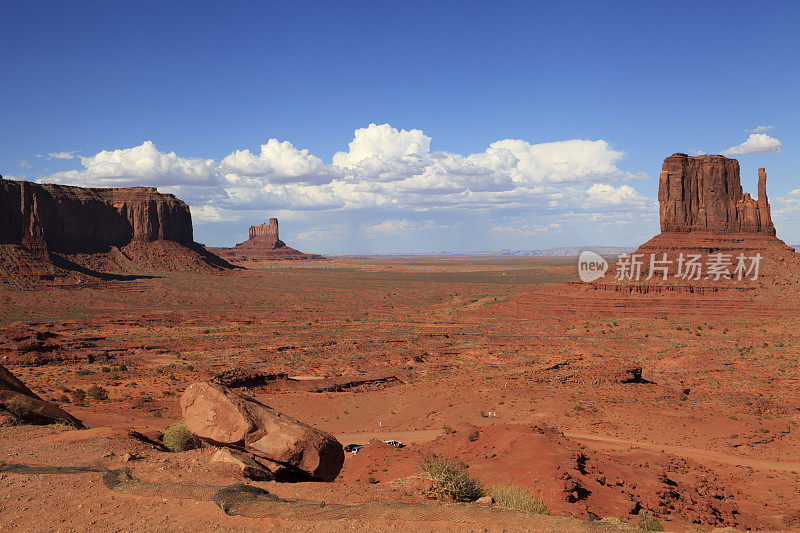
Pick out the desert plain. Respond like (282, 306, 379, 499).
(1, 254, 799, 531)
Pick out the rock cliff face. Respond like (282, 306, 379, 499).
(0, 177, 193, 252)
(0, 175, 231, 282)
(659, 153, 775, 235)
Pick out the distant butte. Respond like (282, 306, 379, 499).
(209, 218, 323, 263)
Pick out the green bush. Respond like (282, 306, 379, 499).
(636, 511, 664, 531)
(71, 388, 87, 405)
(420, 456, 484, 502)
(490, 483, 549, 514)
(87, 385, 108, 401)
(163, 421, 202, 452)
(468, 429, 480, 442)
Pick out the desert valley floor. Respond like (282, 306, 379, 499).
(2, 255, 800, 531)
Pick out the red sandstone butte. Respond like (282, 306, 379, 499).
(659, 153, 775, 234)
(589, 153, 800, 292)
(210, 218, 323, 262)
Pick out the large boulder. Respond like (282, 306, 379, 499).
(180, 382, 344, 481)
(0, 364, 83, 427)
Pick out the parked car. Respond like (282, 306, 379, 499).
(344, 443, 364, 455)
(382, 439, 405, 448)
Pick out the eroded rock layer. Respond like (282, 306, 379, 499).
(0, 176, 231, 282)
(659, 153, 774, 234)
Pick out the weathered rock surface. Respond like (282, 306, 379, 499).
(659, 153, 775, 234)
(209, 218, 323, 262)
(180, 381, 344, 481)
(0, 363, 83, 427)
(0, 175, 232, 281)
(211, 447, 277, 481)
(0, 177, 193, 251)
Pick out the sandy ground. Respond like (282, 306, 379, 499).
(1, 255, 800, 531)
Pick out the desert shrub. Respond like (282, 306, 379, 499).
(87, 385, 109, 401)
(468, 429, 480, 442)
(636, 511, 664, 531)
(75, 368, 93, 376)
(71, 388, 87, 405)
(4, 395, 37, 422)
(420, 456, 484, 502)
(163, 421, 202, 452)
(490, 483, 549, 514)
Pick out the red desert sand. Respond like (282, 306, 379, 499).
(1, 154, 800, 531)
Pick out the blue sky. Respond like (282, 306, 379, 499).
(2, 1, 798, 253)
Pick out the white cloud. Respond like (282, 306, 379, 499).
(583, 183, 650, 207)
(37, 151, 78, 160)
(190, 205, 244, 224)
(48, 141, 220, 188)
(723, 133, 782, 156)
(220, 139, 333, 184)
(18, 160, 32, 169)
(295, 225, 348, 241)
(360, 219, 438, 237)
(751, 125, 774, 134)
(41, 125, 652, 225)
(332, 123, 430, 172)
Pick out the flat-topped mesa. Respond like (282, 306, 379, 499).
(0, 178, 193, 253)
(659, 153, 775, 235)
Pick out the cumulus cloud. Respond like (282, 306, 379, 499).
(48, 141, 220, 188)
(190, 205, 245, 224)
(41, 124, 652, 227)
(221, 139, 333, 184)
(751, 125, 774, 134)
(723, 133, 782, 156)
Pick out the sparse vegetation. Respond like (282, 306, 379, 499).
(162, 421, 202, 452)
(3, 395, 37, 423)
(71, 388, 87, 405)
(87, 384, 109, 401)
(468, 429, 480, 441)
(636, 511, 664, 531)
(420, 456, 484, 502)
(490, 483, 549, 514)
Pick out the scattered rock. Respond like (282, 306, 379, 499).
(475, 495, 494, 505)
(180, 381, 344, 481)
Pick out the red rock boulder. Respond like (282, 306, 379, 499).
(180, 381, 344, 481)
